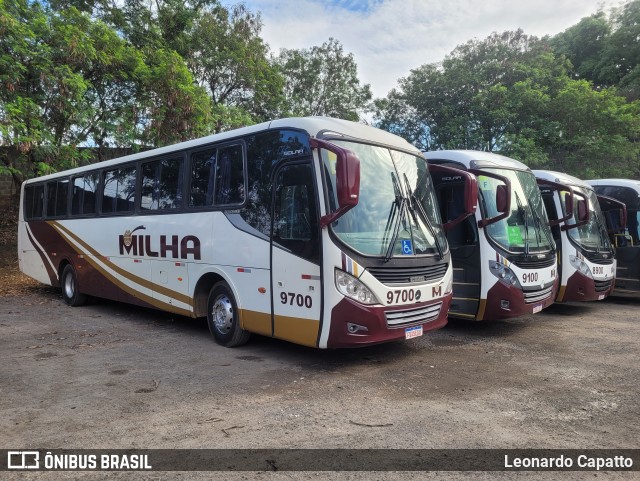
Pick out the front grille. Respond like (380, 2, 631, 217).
(368, 263, 448, 286)
(594, 279, 613, 292)
(385, 302, 443, 328)
(522, 283, 554, 304)
(512, 256, 555, 269)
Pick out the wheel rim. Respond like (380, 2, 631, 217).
(212, 294, 234, 334)
(64, 271, 75, 299)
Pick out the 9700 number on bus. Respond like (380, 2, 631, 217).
(386, 289, 421, 304)
(280, 292, 313, 308)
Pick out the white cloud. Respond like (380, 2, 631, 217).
(232, 0, 626, 98)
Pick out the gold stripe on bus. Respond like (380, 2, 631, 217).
(273, 314, 320, 348)
(556, 285, 566, 302)
(452, 297, 480, 301)
(49, 222, 193, 313)
(239, 309, 272, 336)
(476, 299, 487, 320)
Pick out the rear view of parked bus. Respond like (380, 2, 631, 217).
(425, 151, 558, 320)
(587, 179, 640, 295)
(18, 117, 456, 349)
(534, 171, 615, 302)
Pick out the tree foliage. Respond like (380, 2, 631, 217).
(275, 38, 372, 121)
(374, 28, 640, 178)
(551, 0, 640, 101)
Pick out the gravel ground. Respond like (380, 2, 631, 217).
(1, 282, 638, 480)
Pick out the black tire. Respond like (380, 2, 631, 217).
(61, 264, 87, 307)
(206, 281, 250, 347)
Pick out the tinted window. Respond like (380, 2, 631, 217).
(102, 166, 136, 214)
(188, 145, 244, 208)
(141, 156, 184, 210)
(189, 149, 216, 207)
(71, 173, 99, 216)
(215, 145, 244, 205)
(46, 180, 69, 218)
(273, 163, 319, 263)
(24, 184, 45, 220)
(241, 132, 279, 235)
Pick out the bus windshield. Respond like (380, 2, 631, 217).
(479, 168, 554, 254)
(322, 141, 446, 258)
(562, 188, 612, 252)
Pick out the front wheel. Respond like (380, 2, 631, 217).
(207, 282, 250, 347)
(61, 264, 87, 307)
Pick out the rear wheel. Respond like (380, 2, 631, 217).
(207, 281, 250, 347)
(61, 264, 87, 307)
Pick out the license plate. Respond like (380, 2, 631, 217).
(532, 304, 543, 313)
(598, 294, 605, 300)
(405, 326, 423, 339)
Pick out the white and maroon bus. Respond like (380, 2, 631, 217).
(534, 171, 616, 302)
(425, 151, 558, 320)
(18, 117, 466, 348)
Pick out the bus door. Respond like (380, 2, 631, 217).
(429, 165, 480, 319)
(270, 162, 322, 347)
(598, 195, 640, 293)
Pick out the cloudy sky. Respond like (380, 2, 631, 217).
(228, 0, 625, 98)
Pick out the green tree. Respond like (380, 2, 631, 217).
(374, 31, 565, 154)
(88, 0, 284, 131)
(0, 1, 212, 188)
(549, 12, 610, 83)
(551, 0, 640, 101)
(187, 3, 284, 130)
(276, 38, 372, 121)
(373, 30, 640, 176)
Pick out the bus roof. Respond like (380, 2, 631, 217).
(24, 117, 421, 184)
(532, 170, 594, 191)
(586, 178, 640, 193)
(586, 179, 640, 209)
(422, 150, 530, 171)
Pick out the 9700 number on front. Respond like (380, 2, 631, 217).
(386, 289, 421, 304)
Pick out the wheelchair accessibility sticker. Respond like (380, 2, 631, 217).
(401, 239, 413, 255)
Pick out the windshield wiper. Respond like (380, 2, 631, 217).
(403, 174, 444, 260)
(514, 191, 530, 255)
(528, 195, 554, 252)
(382, 173, 406, 262)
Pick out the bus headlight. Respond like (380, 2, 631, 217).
(335, 269, 380, 305)
(569, 255, 593, 279)
(489, 261, 522, 288)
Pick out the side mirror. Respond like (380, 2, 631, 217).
(535, 178, 574, 226)
(561, 191, 590, 231)
(427, 164, 478, 232)
(311, 138, 360, 228)
(576, 198, 589, 223)
(496, 184, 508, 213)
(468, 169, 512, 228)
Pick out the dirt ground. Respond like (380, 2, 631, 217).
(1, 208, 639, 480)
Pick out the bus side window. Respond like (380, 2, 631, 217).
(24, 184, 45, 220)
(71, 173, 98, 216)
(102, 166, 136, 214)
(46, 179, 69, 218)
(141, 157, 184, 210)
(190, 149, 216, 207)
(273, 163, 319, 263)
(214, 145, 245, 205)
